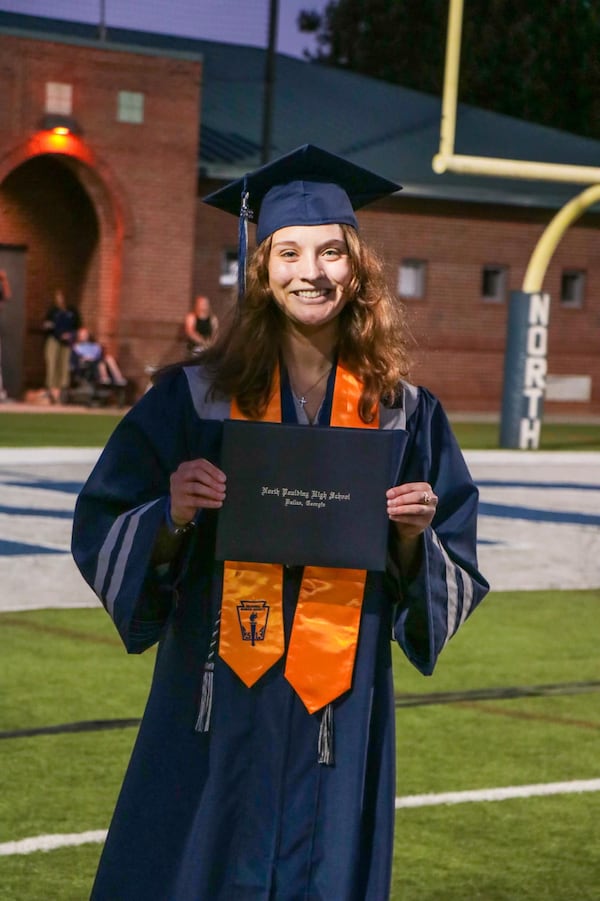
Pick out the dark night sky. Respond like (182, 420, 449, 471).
(0, 0, 329, 57)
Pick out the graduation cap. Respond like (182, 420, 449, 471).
(203, 144, 402, 301)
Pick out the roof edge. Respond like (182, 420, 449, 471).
(0, 23, 203, 62)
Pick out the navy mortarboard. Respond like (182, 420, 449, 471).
(203, 144, 402, 299)
(203, 143, 401, 242)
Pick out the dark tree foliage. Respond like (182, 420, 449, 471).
(298, 0, 600, 139)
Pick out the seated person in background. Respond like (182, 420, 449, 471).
(184, 294, 219, 355)
(71, 327, 127, 386)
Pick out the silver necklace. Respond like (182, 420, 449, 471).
(292, 366, 332, 408)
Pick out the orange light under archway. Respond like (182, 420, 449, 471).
(26, 129, 95, 166)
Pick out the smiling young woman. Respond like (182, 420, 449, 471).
(268, 223, 352, 324)
(207, 220, 410, 424)
(73, 144, 489, 901)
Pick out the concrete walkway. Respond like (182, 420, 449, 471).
(0, 447, 598, 612)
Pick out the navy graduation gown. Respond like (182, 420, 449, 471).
(71, 366, 488, 901)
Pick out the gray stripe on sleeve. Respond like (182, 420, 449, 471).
(458, 568, 475, 627)
(105, 499, 161, 617)
(432, 531, 476, 642)
(94, 514, 129, 598)
(431, 531, 459, 647)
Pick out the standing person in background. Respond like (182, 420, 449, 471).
(0, 269, 11, 401)
(73, 145, 489, 901)
(184, 294, 219, 356)
(42, 288, 80, 404)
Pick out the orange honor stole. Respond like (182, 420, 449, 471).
(219, 363, 379, 714)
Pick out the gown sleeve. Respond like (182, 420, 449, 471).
(390, 387, 490, 675)
(71, 371, 203, 654)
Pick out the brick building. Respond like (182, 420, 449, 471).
(0, 16, 201, 396)
(0, 11, 598, 413)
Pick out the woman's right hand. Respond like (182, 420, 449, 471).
(169, 459, 226, 525)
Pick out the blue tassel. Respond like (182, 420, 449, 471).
(237, 181, 252, 306)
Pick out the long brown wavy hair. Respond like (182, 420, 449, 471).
(201, 224, 412, 422)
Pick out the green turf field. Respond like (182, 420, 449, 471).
(0, 411, 599, 450)
(1, 591, 598, 899)
(0, 412, 123, 448)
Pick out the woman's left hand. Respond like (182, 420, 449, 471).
(386, 482, 437, 540)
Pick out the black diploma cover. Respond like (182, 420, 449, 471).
(215, 420, 408, 571)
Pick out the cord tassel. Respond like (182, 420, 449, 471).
(195, 662, 214, 733)
(195, 610, 221, 733)
(318, 703, 334, 765)
(237, 183, 252, 306)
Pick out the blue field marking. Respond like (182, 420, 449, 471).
(478, 502, 600, 527)
(0, 538, 68, 556)
(0, 505, 74, 520)
(4, 479, 83, 495)
(477, 480, 600, 492)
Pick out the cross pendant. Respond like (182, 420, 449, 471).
(298, 395, 308, 407)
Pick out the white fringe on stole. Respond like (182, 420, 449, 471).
(318, 703, 334, 765)
(195, 610, 221, 733)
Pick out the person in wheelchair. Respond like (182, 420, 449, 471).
(70, 327, 127, 404)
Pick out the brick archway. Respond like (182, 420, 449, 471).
(0, 131, 134, 383)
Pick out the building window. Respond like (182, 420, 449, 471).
(45, 82, 72, 115)
(219, 249, 238, 286)
(117, 91, 144, 124)
(560, 269, 585, 308)
(481, 265, 507, 302)
(398, 259, 426, 299)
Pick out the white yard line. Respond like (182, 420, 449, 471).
(0, 448, 102, 465)
(2, 779, 599, 856)
(0, 829, 107, 856)
(1, 448, 598, 466)
(395, 777, 600, 808)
